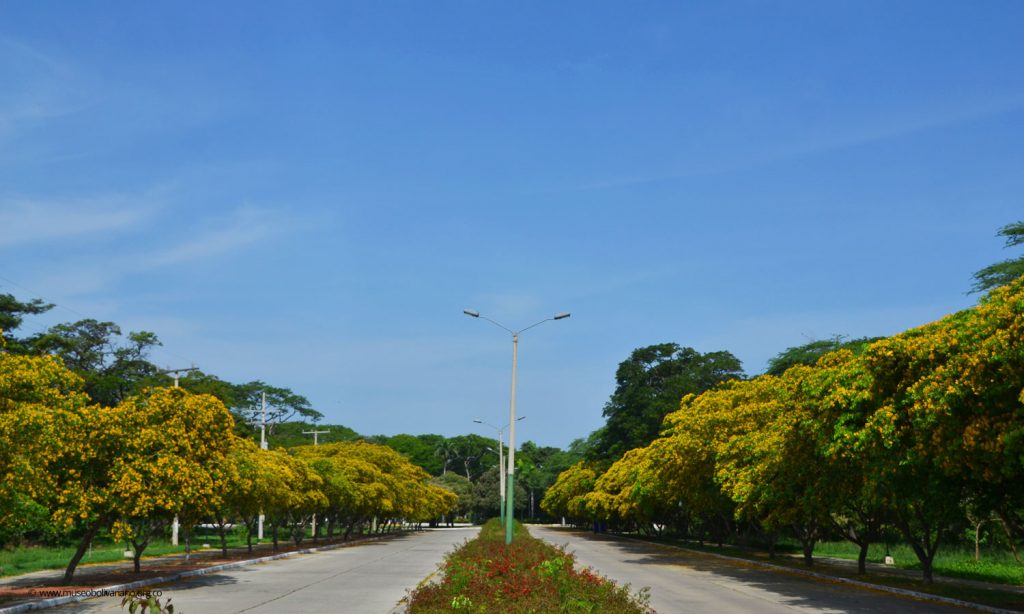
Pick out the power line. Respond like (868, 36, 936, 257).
(0, 271, 199, 366)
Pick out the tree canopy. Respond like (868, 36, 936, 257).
(971, 220, 1024, 293)
(592, 343, 743, 461)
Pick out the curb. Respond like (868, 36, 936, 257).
(608, 533, 1017, 614)
(0, 532, 407, 613)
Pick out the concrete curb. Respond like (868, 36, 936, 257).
(607, 532, 1017, 614)
(0, 532, 407, 613)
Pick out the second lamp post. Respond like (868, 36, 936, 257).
(475, 416, 525, 526)
(464, 308, 570, 544)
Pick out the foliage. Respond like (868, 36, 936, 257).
(0, 293, 53, 352)
(472, 466, 526, 520)
(0, 352, 90, 546)
(540, 462, 599, 523)
(764, 335, 878, 376)
(592, 343, 743, 461)
(407, 519, 653, 613)
(121, 592, 174, 614)
(229, 380, 323, 433)
(383, 433, 447, 475)
(550, 277, 1024, 583)
(29, 319, 164, 407)
(432, 473, 474, 520)
(971, 220, 1024, 293)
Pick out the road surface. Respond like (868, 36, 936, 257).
(530, 526, 981, 613)
(48, 527, 477, 614)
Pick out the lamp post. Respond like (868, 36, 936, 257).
(464, 309, 570, 544)
(475, 416, 524, 526)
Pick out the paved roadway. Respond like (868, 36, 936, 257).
(530, 526, 982, 613)
(48, 527, 477, 614)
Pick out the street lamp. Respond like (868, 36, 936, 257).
(464, 309, 570, 544)
(474, 416, 525, 526)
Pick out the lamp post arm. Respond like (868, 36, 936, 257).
(515, 317, 556, 335)
(478, 315, 516, 335)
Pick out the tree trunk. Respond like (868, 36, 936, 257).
(1000, 516, 1022, 563)
(130, 531, 155, 574)
(921, 555, 934, 583)
(975, 520, 983, 562)
(802, 541, 814, 566)
(794, 521, 819, 567)
(857, 541, 869, 574)
(219, 521, 229, 557)
(63, 518, 106, 584)
(895, 508, 941, 584)
(272, 522, 280, 551)
(184, 526, 192, 561)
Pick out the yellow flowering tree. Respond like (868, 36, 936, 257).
(540, 461, 598, 526)
(0, 352, 90, 545)
(54, 387, 236, 579)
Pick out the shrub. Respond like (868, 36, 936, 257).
(408, 519, 653, 613)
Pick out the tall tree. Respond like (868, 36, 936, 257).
(765, 336, 879, 376)
(230, 380, 323, 435)
(0, 293, 53, 352)
(971, 220, 1024, 293)
(593, 343, 743, 461)
(30, 319, 162, 406)
(385, 433, 445, 475)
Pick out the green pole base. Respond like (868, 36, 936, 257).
(505, 472, 515, 545)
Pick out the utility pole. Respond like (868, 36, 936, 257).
(162, 366, 198, 547)
(303, 428, 329, 538)
(162, 366, 199, 389)
(260, 391, 268, 450)
(258, 392, 267, 541)
(302, 429, 330, 446)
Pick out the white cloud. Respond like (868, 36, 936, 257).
(143, 207, 284, 267)
(571, 95, 1024, 192)
(0, 37, 90, 140)
(0, 195, 160, 247)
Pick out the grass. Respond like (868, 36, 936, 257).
(407, 519, 654, 613)
(805, 541, 1024, 585)
(632, 534, 1024, 612)
(0, 525, 359, 578)
(0, 531, 242, 578)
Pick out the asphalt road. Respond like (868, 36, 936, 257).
(529, 526, 980, 614)
(48, 527, 477, 614)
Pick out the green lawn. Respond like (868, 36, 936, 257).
(808, 540, 1024, 585)
(0, 530, 247, 578)
(0, 526, 393, 579)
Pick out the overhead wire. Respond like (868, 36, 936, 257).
(0, 272, 199, 368)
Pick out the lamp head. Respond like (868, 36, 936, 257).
(463, 309, 480, 318)
(554, 312, 570, 320)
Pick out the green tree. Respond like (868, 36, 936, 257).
(383, 433, 445, 475)
(431, 473, 473, 521)
(448, 434, 499, 481)
(230, 381, 324, 434)
(517, 441, 584, 521)
(764, 336, 878, 376)
(0, 293, 53, 352)
(971, 220, 1024, 293)
(30, 319, 163, 406)
(593, 343, 743, 461)
(472, 466, 526, 521)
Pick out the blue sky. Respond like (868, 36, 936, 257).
(1, 2, 1021, 448)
